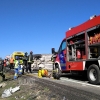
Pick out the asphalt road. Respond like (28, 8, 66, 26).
(24, 75, 100, 100)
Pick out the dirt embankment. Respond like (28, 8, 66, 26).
(1, 72, 100, 100)
(0, 73, 64, 100)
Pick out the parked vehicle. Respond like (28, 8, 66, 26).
(51, 15, 100, 84)
(10, 51, 24, 60)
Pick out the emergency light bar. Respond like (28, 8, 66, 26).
(69, 28, 72, 30)
(69, 27, 74, 30)
(90, 15, 96, 20)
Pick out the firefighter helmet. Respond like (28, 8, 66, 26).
(30, 51, 33, 54)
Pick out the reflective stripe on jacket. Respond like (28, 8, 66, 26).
(28, 55, 33, 63)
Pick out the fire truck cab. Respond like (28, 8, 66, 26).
(52, 15, 100, 84)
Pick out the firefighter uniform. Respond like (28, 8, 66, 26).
(26, 51, 33, 73)
(23, 52, 28, 74)
(51, 54, 56, 70)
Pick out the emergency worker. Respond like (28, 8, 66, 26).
(22, 52, 28, 74)
(27, 51, 33, 73)
(51, 54, 56, 70)
(14, 56, 19, 79)
(51, 48, 57, 70)
(18, 57, 23, 76)
(0, 59, 5, 81)
(3, 59, 7, 72)
(9, 57, 14, 69)
(6, 59, 10, 68)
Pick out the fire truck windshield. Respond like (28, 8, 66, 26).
(58, 39, 66, 52)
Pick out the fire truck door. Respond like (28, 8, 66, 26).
(59, 40, 66, 70)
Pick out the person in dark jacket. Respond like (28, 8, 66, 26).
(26, 51, 33, 73)
(0, 59, 5, 81)
(22, 52, 28, 74)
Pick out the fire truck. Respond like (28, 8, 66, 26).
(51, 15, 100, 85)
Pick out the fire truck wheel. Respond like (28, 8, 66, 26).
(53, 67, 61, 80)
(87, 64, 100, 85)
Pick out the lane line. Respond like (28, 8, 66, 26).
(61, 78, 100, 88)
(32, 73, 100, 88)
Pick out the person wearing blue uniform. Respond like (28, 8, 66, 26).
(18, 57, 23, 76)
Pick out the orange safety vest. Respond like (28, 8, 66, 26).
(10, 58, 14, 63)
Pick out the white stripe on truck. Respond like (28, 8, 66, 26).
(83, 61, 85, 70)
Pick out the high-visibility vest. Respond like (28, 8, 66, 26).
(14, 60, 19, 68)
(28, 56, 31, 63)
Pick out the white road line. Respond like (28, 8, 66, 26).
(61, 78, 100, 88)
(33, 73, 100, 88)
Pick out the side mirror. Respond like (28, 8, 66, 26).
(51, 48, 55, 54)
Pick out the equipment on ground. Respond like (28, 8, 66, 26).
(38, 69, 48, 78)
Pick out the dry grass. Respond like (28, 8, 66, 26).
(0, 72, 61, 100)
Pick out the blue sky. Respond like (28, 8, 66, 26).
(0, 0, 100, 58)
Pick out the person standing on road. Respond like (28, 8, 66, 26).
(3, 59, 7, 73)
(14, 56, 19, 79)
(22, 52, 28, 74)
(18, 57, 23, 76)
(0, 59, 5, 81)
(9, 57, 14, 69)
(6, 59, 10, 68)
(27, 51, 33, 73)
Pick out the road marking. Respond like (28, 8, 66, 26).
(61, 78, 100, 88)
(32, 73, 100, 87)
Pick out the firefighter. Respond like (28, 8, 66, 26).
(26, 51, 33, 73)
(3, 59, 7, 73)
(6, 59, 10, 68)
(22, 52, 28, 74)
(0, 59, 5, 81)
(51, 54, 56, 70)
(14, 56, 19, 80)
(51, 48, 57, 70)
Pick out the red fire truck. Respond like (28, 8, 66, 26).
(52, 15, 100, 85)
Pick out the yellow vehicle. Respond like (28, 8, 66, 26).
(11, 51, 24, 64)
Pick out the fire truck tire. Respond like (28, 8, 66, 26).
(53, 67, 61, 80)
(87, 64, 100, 85)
